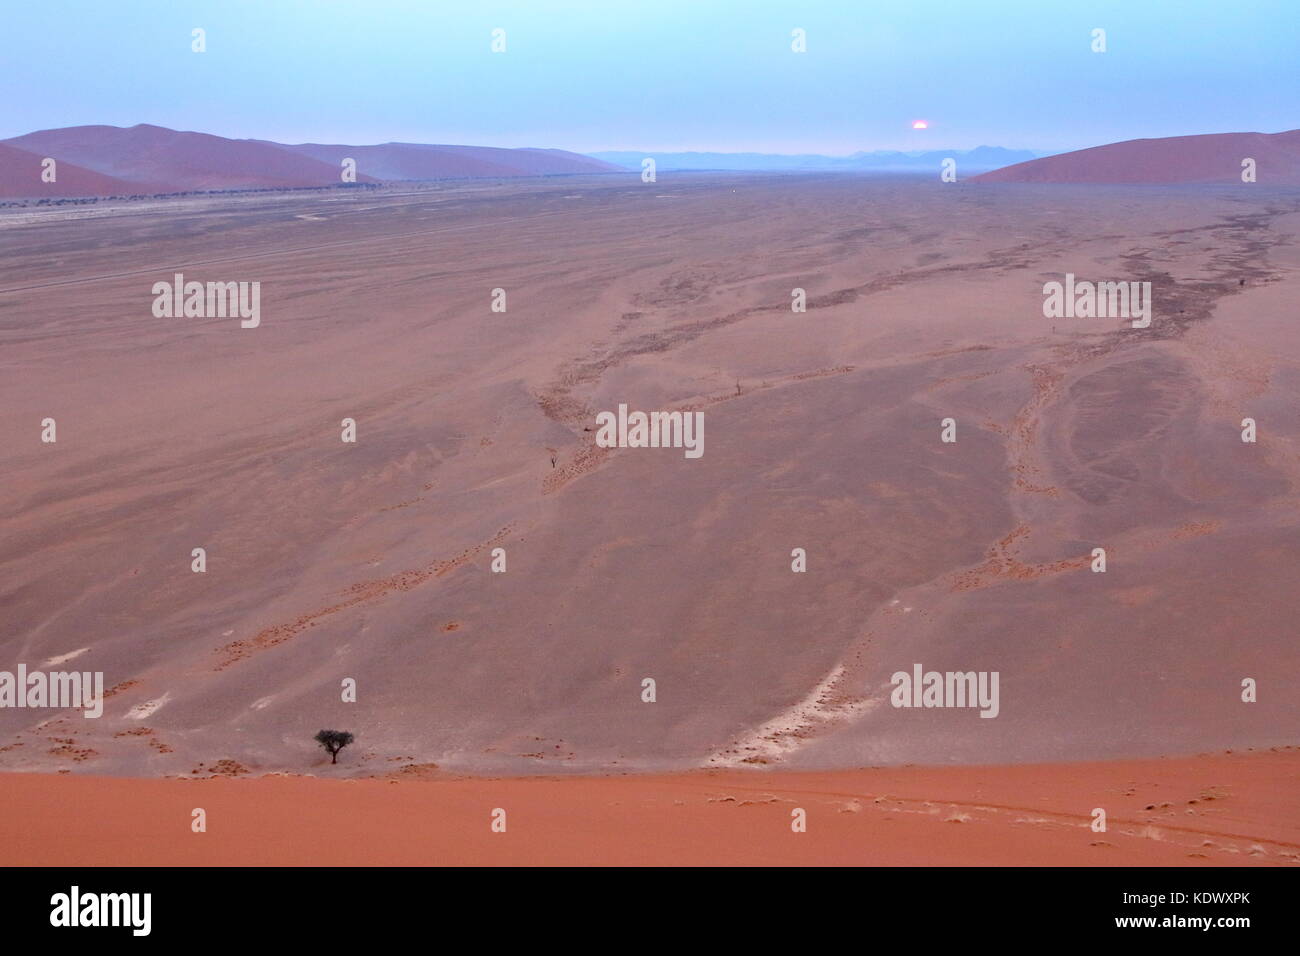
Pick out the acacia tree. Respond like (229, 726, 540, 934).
(314, 729, 355, 764)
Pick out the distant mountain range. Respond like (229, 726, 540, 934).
(5, 125, 1297, 200)
(972, 130, 1300, 185)
(589, 146, 1044, 173)
(0, 124, 622, 199)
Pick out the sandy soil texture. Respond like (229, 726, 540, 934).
(1, 749, 1295, 866)
(1, 173, 1298, 784)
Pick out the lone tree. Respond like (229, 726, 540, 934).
(314, 729, 355, 764)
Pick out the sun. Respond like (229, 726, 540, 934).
(911, 120, 929, 130)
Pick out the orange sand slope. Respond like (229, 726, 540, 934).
(2, 750, 1296, 866)
(973, 129, 1300, 184)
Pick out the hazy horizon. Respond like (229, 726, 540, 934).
(2, 0, 1295, 153)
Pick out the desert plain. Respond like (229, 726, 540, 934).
(1, 172, 1298, 864)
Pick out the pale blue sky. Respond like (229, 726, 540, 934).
(2, 0, 1295, 153)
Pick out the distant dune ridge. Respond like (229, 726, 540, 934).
(7, 125, 1298, 198)
(0, 124, 380, 194)
(0, 123, 622, 198)
(272, 141, 621, 180)
(973, 129, 1300, 185)
(0, 142, 139, 197)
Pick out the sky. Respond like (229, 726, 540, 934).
(1, 0, 1296, 154)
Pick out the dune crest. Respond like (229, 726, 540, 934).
(973, 129, 1300, 185)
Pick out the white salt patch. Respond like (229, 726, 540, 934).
(127, 693, 171, 720)
(707, 665, 877, 768)
(41, 648, 88, 667)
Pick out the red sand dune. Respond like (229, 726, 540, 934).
(0, 143, 139, 198)
(275, 141, 621, 179)
(1, 124, 377, 193)
(974, 130, 1300, 185)
(0, 124, 619, 198)
(1, 750, 1295, 866)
